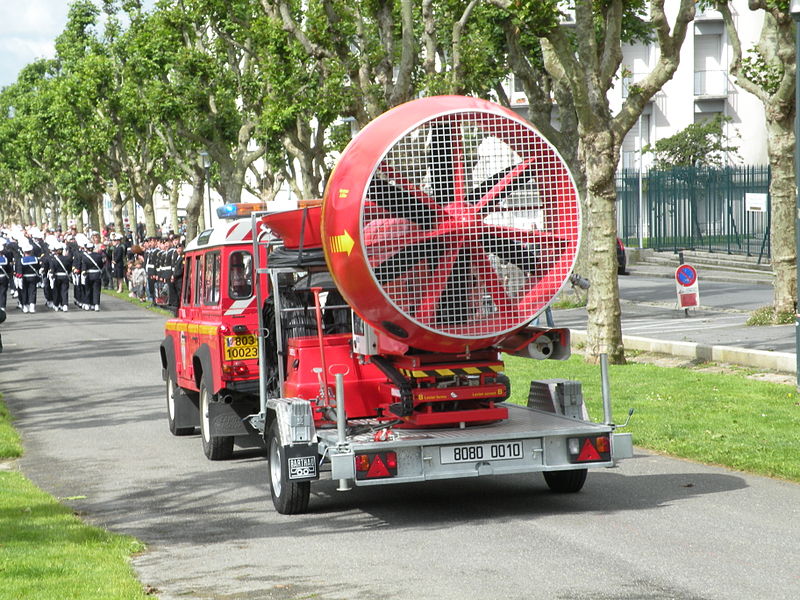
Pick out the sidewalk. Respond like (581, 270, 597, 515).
(552, 265, 796, 376)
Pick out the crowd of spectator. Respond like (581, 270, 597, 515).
(0, 221, 185, 319)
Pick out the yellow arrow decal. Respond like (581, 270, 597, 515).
(330, 230, 355, 255)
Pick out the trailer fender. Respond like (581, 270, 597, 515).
(527, 379, 589, 421)
(265, 398, 317, 445)
(265, 398, 319, 482)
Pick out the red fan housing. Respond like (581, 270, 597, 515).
(322, 96, 580, 353)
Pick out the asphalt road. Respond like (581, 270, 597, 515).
(554, 276, 796, 353)
(1, 295, 799, 599)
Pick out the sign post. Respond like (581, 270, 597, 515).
(675, 263, 699, 316)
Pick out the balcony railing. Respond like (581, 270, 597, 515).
(694, 70, 728, 97)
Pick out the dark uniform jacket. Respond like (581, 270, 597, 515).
(48, 253, 73, 279)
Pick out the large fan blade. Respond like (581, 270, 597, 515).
(367, 176, 438, 229)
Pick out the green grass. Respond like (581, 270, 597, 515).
(102, 289, 173, 316)
(746, 305, 795, 326)
(0, 400, 22, 458)
(505, 354, 800, 482)
(0, 397, 152, 600)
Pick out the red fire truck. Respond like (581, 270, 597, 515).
(161, 96, 633, 514)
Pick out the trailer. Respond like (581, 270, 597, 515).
(234, 96, 633, 514)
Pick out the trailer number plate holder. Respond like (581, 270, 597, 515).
(440, 441, 524, 464)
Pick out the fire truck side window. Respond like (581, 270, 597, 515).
(182, 256, 194, 305)
(193, 256, 202, 306)
(228, 251, 253, 299)
(203, 251, 221, 305)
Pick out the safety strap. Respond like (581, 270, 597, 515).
(84, 252, 101, 271)
(54, 255, 69, 276)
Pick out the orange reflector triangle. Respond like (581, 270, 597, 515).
(366, 454, 391, 478)
(578, 439, 602, 462)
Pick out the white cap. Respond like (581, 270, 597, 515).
(28, 226, 43, 238)
(85, 242, 95, 249)
(20, 240, 33, 252)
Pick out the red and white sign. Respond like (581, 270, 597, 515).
(675, 264, 700, 308)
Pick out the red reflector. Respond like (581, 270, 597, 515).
(233, 362, 249, 376)
(366, 454, 391, 478)
(355, 454, 371, 472)
(577, 439, 602, 462)
(385, 451, 397, 469)
(595, 435, 610, 453)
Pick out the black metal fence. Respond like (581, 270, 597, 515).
(616, 165, 771, 260)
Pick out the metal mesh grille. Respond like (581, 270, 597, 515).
(361, 110, 579, 339)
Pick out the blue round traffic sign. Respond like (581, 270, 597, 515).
(675, 264, 697, 287)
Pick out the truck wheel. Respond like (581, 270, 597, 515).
(166, 375, 195, 436)
(543, 469, 587, 493)
(199, 377, 234, 460)
(267, 420, 310, 515)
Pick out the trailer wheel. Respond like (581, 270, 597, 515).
(166, 375, 195, 436)
(543, 469, 587, 493)
(267, 420, 310, 514)
(199, 377, 234, 460)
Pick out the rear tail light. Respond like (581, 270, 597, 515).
(355, 452, 398, 480)
(222, 361, 250, 376)
(567, 435, 611, 463)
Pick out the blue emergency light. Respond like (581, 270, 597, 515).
(217, 203, 268, 220)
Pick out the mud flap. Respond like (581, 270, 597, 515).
(281, 443, 320, 482)
(208, 401, 250, 436)
(173, 387, 200, 430)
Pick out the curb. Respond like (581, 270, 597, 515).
(570, 330, 796, 374)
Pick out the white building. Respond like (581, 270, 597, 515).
(507, 1, 768, 170)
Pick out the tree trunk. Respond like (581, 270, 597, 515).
(96, 195, 105, 232)
(765, 117, 796, 315)
(184, 167, 206, 240)
(127, 196, 138, 243)
(139, 196, 157, 238)
(169, 182, 180, 235)
(86, 198, 100, 233)
(110, 184, 125, 236)
(583, 130, 625, 364)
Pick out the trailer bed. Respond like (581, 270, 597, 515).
(318, 404, 626, 486)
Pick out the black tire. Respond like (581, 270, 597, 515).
(166, 374, 195, 436)
(543, 469, 588, 493)
(268, 420, 310, 515)
(199, 377, 234, 461)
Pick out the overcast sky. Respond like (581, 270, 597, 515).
(0, 0, 71, 88)
(0, 0, 155, 90)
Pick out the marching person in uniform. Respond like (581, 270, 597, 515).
(48, 242, 73, 311)
(81, 241, 105, 311)
(0, 237, 12, 316)
(72, 234, 88, 309)
(15, 240, 40, 313)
